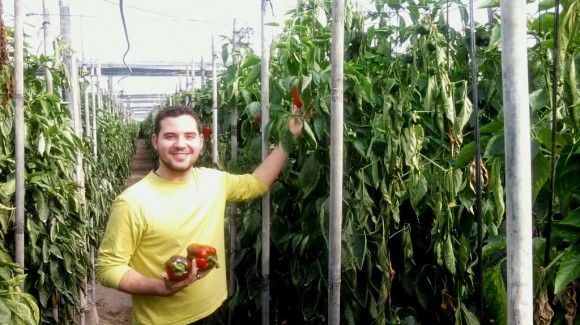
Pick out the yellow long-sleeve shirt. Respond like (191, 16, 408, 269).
(95, 168, 268, 325)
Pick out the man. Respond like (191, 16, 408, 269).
(96, 105, 304, 324)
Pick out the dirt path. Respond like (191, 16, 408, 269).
(95, 138, 155, 325)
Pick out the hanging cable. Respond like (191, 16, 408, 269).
(467, 0, 483, 319)
(119, 0, 132, 77)
(544, 0, 560, 268)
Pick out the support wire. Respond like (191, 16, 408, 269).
(467, 0, 484, 318)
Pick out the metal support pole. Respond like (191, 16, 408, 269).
(211, 37, 219, 166)
(500, 0, 533, 323)
(229, 18, 239, 299)
(42, 0, 53, 93)
(14, 0, 26, 282)
(328, 0, 345, 324)
(260, 2, 271, 323)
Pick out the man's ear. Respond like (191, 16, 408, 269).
(199, 135, 205, 155)
(152, 134, 158, 150)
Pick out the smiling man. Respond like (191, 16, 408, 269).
(95, 105, 303, 325)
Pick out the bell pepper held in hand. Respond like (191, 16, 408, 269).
(187, 243, 220, 271)
(165, 255, 192, 281)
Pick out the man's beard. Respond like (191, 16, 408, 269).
(159, 154, 194, 172)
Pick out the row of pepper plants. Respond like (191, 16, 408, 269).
(0, 22, 139, 324)
(143, 0, 579, 323)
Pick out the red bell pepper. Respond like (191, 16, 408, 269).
(165, 255, 192, 281)
(187, 243, 220, 271)
(202, 125, 212, 139)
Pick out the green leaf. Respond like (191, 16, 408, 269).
(298, 153, 321, 198)
(33, 190, 49, 223)
(555, 145, 580, 202)
(244, 101, 261, 119)
(18, 293, 40, 325)
(484, 133, 505, 158)
(483, 236, 507, 263)
(454, 136, 490, 168)
(4, 298, 35, 325)
(529, 88, 549, 112)
(0, 299, 12, 324)
(313, 116, 327, 140)
(302, 120, 317, 146)
(531, 152, 550, 204)
(539, 0, 556, 10)
(554, 243, 580, 294)
(345, 136, 367, 158)
(561, 208, 580, 228)
(480, 120, 504, 134)
(490, 158, 505, 224)
(245, 64, 261, 87)
(49, 245, 63, 259)
(487, 24, 502, 51)
(0, 274, 26, 287)
(352, 232, 366, 270)
(457, 235, 470, 278)
(0, 179, 16, 197)
(483, 265, 508, 325)
(460, 304, 480, 325)
(37, 134, 46, 156)
(454, 89, 473, 137)
(444, 235, 456, 275)
(402, 225, 414, 273)
(478, 0, 499, 9)
(409, 173, 427, 212)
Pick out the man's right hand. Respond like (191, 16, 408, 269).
(160, 259, 210, 296)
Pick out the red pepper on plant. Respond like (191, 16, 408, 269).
(187, 243, 220, 271)
(165, 255, 192, 281)
(291, 84, 303, 109)
(202, 125, 212, 139)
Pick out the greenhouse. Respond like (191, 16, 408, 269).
(0, 0, 578, 324)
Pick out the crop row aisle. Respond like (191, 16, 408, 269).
(1, 0, 579, 325)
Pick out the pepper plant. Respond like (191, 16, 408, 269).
(144, 0, 579, 323)
(1, 26, 138, 324)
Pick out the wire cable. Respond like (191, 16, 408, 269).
(119, 0, 132, 76)
(544, 0, 560, 269)
(467, 0, 484, 319)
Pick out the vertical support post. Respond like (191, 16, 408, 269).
(14, 0, 26, 281)
(328, 0, 345, 324)
(229, 18, 239, 299)
(500, 0, 533, 323)
(42, 0, 53, 93)
(191, 59, 196, 108)
(201, 56, 206, 89)
(107, 76, 114, 115)
(60, 2, 86, 324)
(260, 2, 271, 324)
(96, 61, 102, 112)
(211, 37, 219, 166)
(91, 61, 98, 160)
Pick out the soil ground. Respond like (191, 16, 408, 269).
(94, 138, 155, 325)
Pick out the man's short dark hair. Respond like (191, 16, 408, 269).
(154, 106, 202, 136)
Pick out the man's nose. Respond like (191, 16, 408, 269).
(175, 135, 187, 147)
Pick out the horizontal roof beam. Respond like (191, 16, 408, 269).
(79, 61, 220, 77)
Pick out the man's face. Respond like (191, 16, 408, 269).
(152, 114, 204, 174)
